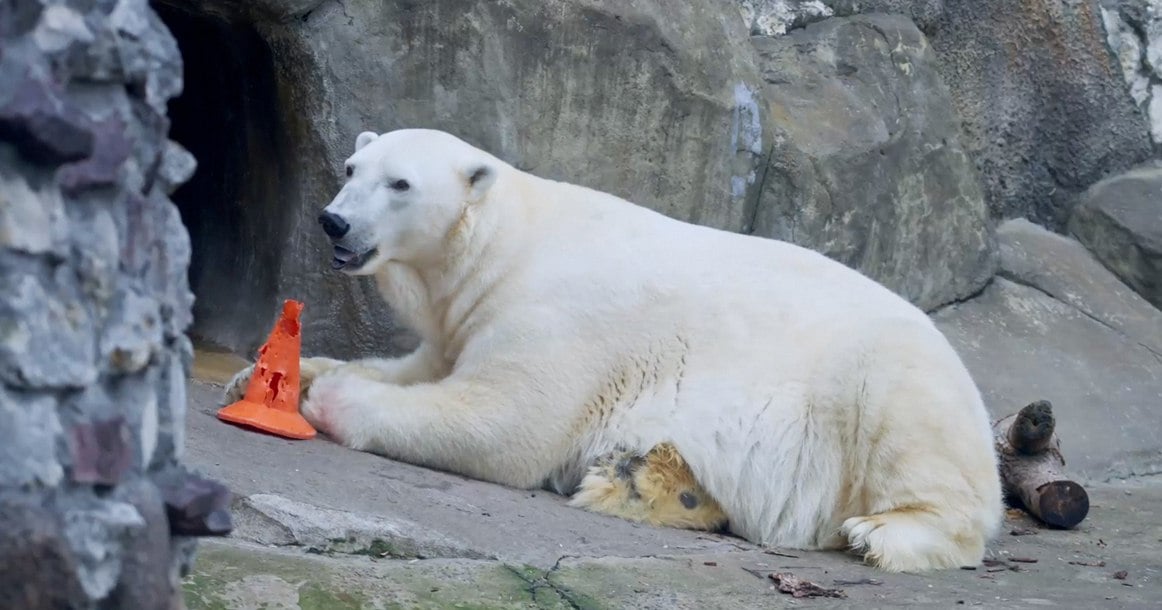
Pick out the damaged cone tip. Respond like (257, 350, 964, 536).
(217, 299, 317, 440)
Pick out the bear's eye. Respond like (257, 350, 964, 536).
(345, 165, 353, 178)
(390, 179, 410, 192)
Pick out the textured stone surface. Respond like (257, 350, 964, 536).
(0, 72, 95, 165)
(0, 389, 64, 488)
(183, 369, 1162, 609)
(105, 480, 185, 610)
(738, 0, 947, 35)
(156, 0, 1008, 356)
(999, 218, 1162, 352)
(184, 484, 1162, 610)
(0, 496, 88, 610)
(935, 277, 1162, 481)
(926, 0, 1156, 228)
(156, 0, 767, 359)
(0, 260, 98, 389)
(0, 0, 228, 607)
(971, 219, 1162, 481)
(738, 0, 836, 35)
(1068, 164, 1162, 310)
(67, 418, 133, 487)
(751, 14, 995, 310)
(1100, 0, 1162, 143)
(740, 0, 1158, 230)
(234, 493, 489, 560)
(184, 379, 748, 568)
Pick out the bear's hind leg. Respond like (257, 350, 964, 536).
(840, 505, 988, 573)
(837, 399, 1001, 572)
(568, 443, 728, 531)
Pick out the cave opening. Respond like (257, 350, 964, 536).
(153, 2, 294, 357)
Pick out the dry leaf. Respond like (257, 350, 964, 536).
(769, 572, 846, 599)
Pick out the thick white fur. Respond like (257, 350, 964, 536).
(232, 128, 1004, 572)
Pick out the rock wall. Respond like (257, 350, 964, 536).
(158, 0, 770, 358)
(0, 1, 230, 607)
(744, 0, 1159, 230)
(751, 14, 995, 310)
(156, 0, 1002, 358)
(147, 0, 1158, 360)
(1101, 0, 1162, 144)
(1069, 162, 1162, 310)
(928, 0, 1156, 230)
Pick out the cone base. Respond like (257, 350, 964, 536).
(217, 399, 317, 440)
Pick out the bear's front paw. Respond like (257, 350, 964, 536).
(222, 364, 256, 405)
(300, 373, 372, 450)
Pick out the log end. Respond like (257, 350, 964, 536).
(1035, 480, 1089, 529)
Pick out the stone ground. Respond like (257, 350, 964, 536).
(180, 221, 1162, 608)
(182, 371, 1161, 609)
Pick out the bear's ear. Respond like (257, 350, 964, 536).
(354, 131, 379, 152)
(464, 163, 497, 202)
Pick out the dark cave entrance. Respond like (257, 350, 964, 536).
(153, 2, 294, 355)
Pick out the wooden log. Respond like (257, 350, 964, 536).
(992, 400, 1089, 529)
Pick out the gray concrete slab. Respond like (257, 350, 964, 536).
(933, 222, 1162, 482)
(185, 479, 1162, 609)
(186, 380, 746, 568)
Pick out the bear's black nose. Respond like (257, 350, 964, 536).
(318, 211, 350, 239)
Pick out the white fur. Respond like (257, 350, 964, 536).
(288, 129, 1003, 572)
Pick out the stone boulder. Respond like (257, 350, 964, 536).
(0, 0, 231, 607)
(934, 219, 1162, 481)
(920, 0, 1157, 228)
(1100, 0, 1162, 144)
(1068, 164, 1162, 310)
(750, 14, 996, 311)
(997, 218, 1162, 353)
(738, 0, 1158, 230)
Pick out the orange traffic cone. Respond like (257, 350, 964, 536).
(217, 299, 317, 440)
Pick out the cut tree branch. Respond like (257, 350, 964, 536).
(992, 400, 1089, 529)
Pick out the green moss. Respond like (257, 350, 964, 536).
(297, 583, 367, 609)
(348, 538, 401, 558)
(307, 536, 415, 559)
(184, 541, 586, 610)
(182, 574, 230, 610)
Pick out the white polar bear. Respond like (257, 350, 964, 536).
(225, 128, 1003, 572)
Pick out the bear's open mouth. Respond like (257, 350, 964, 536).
(331, 245, 378, 271)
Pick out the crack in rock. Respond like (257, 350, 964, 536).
(504, 555, 589, 610)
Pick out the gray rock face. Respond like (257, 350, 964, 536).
(739, 0, 1158, 231)
(925, 0, 1156, 229)
(739, 0, 837, 35)
(999, 218, 1162, 349)
(1068, 164, 1162, 310)
(751, 14, 995, 310)
(1100, 0, 1162, 143)
(158, 0, 768, 358)
(934, 220, 1162, 481)
(158, 0, 1000, 357)
(738, 0, 946, 36)
(0, 1, 230, 607)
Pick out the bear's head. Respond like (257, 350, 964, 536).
(317, 128, 498, 275)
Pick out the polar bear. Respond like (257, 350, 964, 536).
(224, 128, 1004, 572)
